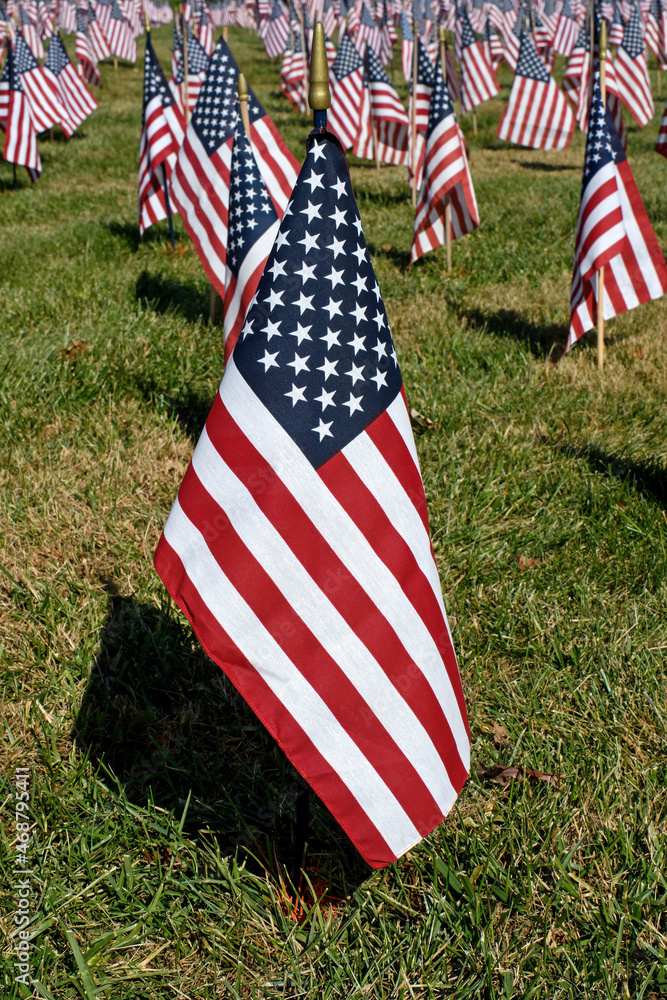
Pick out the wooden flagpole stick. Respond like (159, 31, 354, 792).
(299, 14, 309, 113)
(182, 7, 190, 126)
(440, 26, 452, 271)
(472, 109, 477, 134)
(238, 70, 251, 137)
(146, 11, 176, 249)
(598, 20, 607, 371)
(411, 31, 418, 206)
(588, 0, 594, 113)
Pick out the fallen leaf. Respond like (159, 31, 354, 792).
(60, 340, 87, 362)
(518, 555, 540, 571)
(410, 408, 437, 432)
(487, 721, 510, 746)
(633, 346, 646, 358)
(476, 762, 563, 788)
(381, 243, 392, 251)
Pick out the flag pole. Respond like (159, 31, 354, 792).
(182, 6, 190, 126)
(598, 19, 606, 371)
(146, 12, 176, 249)
(411, 32, 418, 206)
(440, 26, 452, 272)
(238, 70, 251, 137)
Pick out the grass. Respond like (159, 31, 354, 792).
(0, 25, 666, 1000)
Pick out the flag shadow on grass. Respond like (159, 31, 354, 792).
(136, 268, 210, 325)
(460, 306, 568, 359)
(74, 585, 372, 894)
(554, 441, 667, 507)
(105, 221, 179, 254)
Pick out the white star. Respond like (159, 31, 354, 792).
(241, 317, 254, 339)
(287, 353, 310, 375)
(348, 332, 366, 354)
(315, 387, 336, 410)
(262, 318, 282, 340)
(287, 322, 312, 345)
(353, 217, 363, 236)
(352, 244, 365, 266)
(325, 265, 345, 289)
(373, 339, 387, 361)
(332, 176, 346, 199)
(372, 310, 387, 330)
(301, 200, 322, 224)
(329, 235, 346, 259)
(312, 418, 334, 441)
(294, 291, 315, 314)
(343, 393, 364, 415)
(258, 350, 280, 372)
(346, 362, 365, 385)
(299, 230, 319, 253)
(268, 259, 287, 280)
(372, 282, 382, 302)
(329, 205, 347, 229)
(304, 169, 324, 192)
(264, 287, 284, 311)
(323, 297, 343, 319)
(351, 273, 368, 295)
(371, 368, 387, 390)
(295, 260, 317, 283)
(318, 356, 339, 380)
(285, 383, 307, 406)
(275, 229, 290, 250)
(321, 328, 340, 350)
(310, 141, 327, 162)
(350, 302, 367, 325)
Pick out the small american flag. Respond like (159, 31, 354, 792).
(496, 29, 574, 150)
(76, 8, 102, 88)
(280, 29, 307, 113)
(44, 33, 97, 138)
(13, 33, 68, 133)
(222, 113, 280, 360)
(19, 2, 44, 59)
(86, 2, 111, 63)
(154, 129, 471, 870)
(328, 32, 366, 150)
(196, 0, 215, 56)
(366, 43, 409, 166)
(2, 40, 40, 181)
(552, 0, 578, 56)
(263, 0, 289, 59)
(568, 74, 667, 351)
(459, 5, 500, 113)
(139, 33, 183, 236)
(169, 23, 210, 120)
(354, 1, 381, 55)
(411, 55, 479, 264)
(614, 4, 654, 127)
(170, 37, 298, 298)
(106, 0, 136, 63)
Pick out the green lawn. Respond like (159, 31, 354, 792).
(0, 27, 666, 999)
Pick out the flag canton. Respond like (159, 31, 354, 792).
(6, 46, 24, 91)
(227, 114, 278, 276)
(87, 3, 99, 24)
(110, 0, 127, 22)
(332, 33, 363, 79)
(76, 8, 87, 32)
(460, 8, 478, 47)
(582, 76, 616, 186)
(516, 31, 551, 81)
(191, 40, 263, 156)
(144, 39, 175, 117)
(197, 0, 212, 26)
(233, 135, 402, 471)
(14, 34, 39, 73)
(187, 27, 211, 73)
(621, 5, 645, 58)
(574, 24, 589, 48)
(401, 11, 413, 40)
(561, 0, 574, 18)
(361, 3, 376, 28)
(45, 35, 71, 75)
(543, 0, 555, 14)
(417, 39, 435, 85)
(19, 4, 31, 25)
(366, 43, 390, 83)
(269, 0, 284, 21)
(429, 56, 455, 127)
(424, 0, 434, 20)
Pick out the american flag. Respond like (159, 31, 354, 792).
(411, 55, 479, 264)
(106, 0, 136, 62)
(401, 9, 413, 82)
(36, 0, 54, 39)
(483, 18, 504, 72)
(222, 114, 280, 361)
(614, 4, 654, 128)
(2, 40, 40, 180)
(410, 37, 435, 132)
(562, 23, 588, 120)
(154, 129, 471, 870)
(170, 37, 298, 298)
(354, 1, 381, 54)
(263, 0, 289, 58)
(169, 23, 210, 120)
(366, 43, 409, 165)
(551, 0, 578, 56)
(44, 33, 97, 138)
(657, 98, 667, 155)
(86, 1, 111, 62)
(609, 2, 626, 45)
(644, 0, 667, 66)
(328, 32, 366, 150)
(139, 32, 183, 235)
(459, 5, 500, 113)
(568, 74, 667, 352)
(280, 29, 307, 113)
(496, 29, 574, 150)
(13, 32, 68, 133)
(76, 8, 101, 88)
(18, 3, 44, 59)
(196, 0, 215, 55)
(58, 0, 77, 33)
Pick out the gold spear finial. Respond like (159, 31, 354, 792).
(439, 24, 445, 42)
(308, 22, 330, 112)
(145, 11, 150, 31)
(237, 72, 251, 137)
(237, 72, 248, 101)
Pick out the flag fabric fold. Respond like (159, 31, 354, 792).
(155, 129, 471, 870)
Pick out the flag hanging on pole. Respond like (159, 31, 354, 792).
(459, 5, 500, 113)
(411, 53, 479, 264)
(568, 74, 667, 352)
(2, 39, 41, 181)
(365, 42, 409, 165)
(12, 32, 68, 133)
(139, 32, 184, 235)
(170, 37, 298, 297)
(613, 4, 654, 127)
(328, 32, 366, 150)
(44, 33, 97, 138)
(154, 128, 471, 870)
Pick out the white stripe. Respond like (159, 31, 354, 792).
(164, 497, 422, 854)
